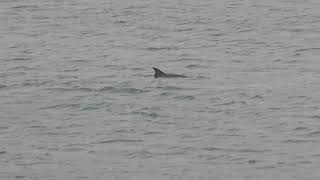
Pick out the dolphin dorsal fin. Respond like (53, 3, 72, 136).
(153, 67, 166, 78)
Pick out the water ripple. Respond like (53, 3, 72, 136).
(0, 151, 6, 155)
(0, 84, 7, 89)
(174, 95, 196, 100)
(306, 130, 320, 137)
(40, 103, 81, 110)
(157, 86, 183, 90)
(127, 150, 153, 159)
(7, 57, 32, 61)
(215, 100, 247, 106)
(132, 111, 159, 118)
(94, 139, 143, 144)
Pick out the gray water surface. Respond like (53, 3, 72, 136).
(1, 0, 320, 179)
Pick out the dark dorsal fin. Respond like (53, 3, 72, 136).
(153, 67, 166, 78)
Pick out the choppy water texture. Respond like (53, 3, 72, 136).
(1, 0, 320, 179)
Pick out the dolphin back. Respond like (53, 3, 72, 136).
(153, 67, 186, 78)
(153, 67, 166, 78)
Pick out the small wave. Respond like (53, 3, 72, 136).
(204, 146, 268, 153)
(0, 126, 9, 130)
(216, 101, 247, 106)
(157, 86, 183, 90)
(0, 151, 6, 155)
(131, 67, 144, 71)
(81, 106, 99, 111)
(298, 160, 312, 164)
(132, 111, 159, 118)
(294, 127, 308, 131)
(174, 95, 196, 100)
(47, 86, 146, 94)
(21, 81, 51, 87)
(146, 47, 178, 51)
(206, 155, 225, 160)
(251, 95, 264, 100)
(174, 58, 203, 62)
(294, 48, 320, 53)
(61, 143, 90, 152)
(248, 160, 258, 164)
(311, 154, 320, 157)
(15, 161, 52, 166)
(195, 75, 209, 79)
(203, 147, 226, 151)
(255, 165, 276, 170)
(176, 28, 193, 32)
(98, 86, 116, 92)
(94, 139, 143, 144)
(62, 69, 80, 72)
(186, 64, 203, 69)
(306, 130, 320, 137)
(81, 102, 110, 111)
(0, 84, 7, 89)
(238, 29, 254, 33)
(127, 150, 152, 159)
(40, 103, 81, 110)
(288, 96, 311, 100)
(69, 59, 90, 63)
(11, 66, 35, 71)
(283, 139, 314, 143)
(11, 5, 38, 9)
(47, 87, 95, 92)
(7, 57, 32, 61)
(29, 125, 47, 129)
(61, 147, 85, 152)
(118, 88, 146, 94)
(155, 150, 187, 156)
(143, 131, 163, 135)
(311, 115, 320, 119)
(238, 149, 270, 153)
(114, 20, 126, 24)
(159, 92, 173, 96)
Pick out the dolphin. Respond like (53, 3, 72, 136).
(153, 67, 186, 78)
